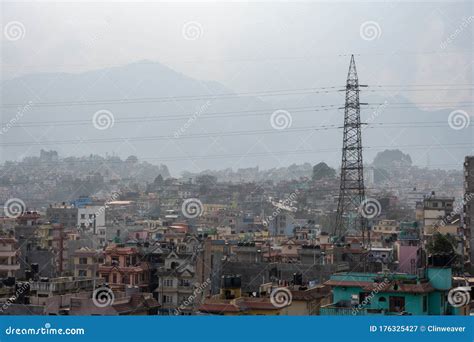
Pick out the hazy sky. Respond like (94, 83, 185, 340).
(2, 1, 472, 102)
(0, 1, 472, 174)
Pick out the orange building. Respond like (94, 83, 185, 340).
(98, 244, 149, 291)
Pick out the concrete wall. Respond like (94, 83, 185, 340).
(221, 262, 338, 292)
(333, 286, 428, 315)
(398, 245, 419, 274)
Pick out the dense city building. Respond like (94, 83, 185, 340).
(0, 150, 471, 316)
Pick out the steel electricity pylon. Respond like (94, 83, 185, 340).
(334, 55, 367, 242)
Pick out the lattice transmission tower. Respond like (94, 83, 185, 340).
(334, 55, 367, 242)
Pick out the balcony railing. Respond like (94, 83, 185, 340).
(320, 305, 386, 316)
(320, 306, 365, 316)
(0, 251, 16, 257)
(0, 264, 20, 270)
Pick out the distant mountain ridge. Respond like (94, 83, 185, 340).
(1, 60, 470, 174)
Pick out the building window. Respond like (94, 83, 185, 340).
(423, 295, 427, 312)
(164, 279, 173, 287)
(78, 270, 87, 277)
(79, 257, 88, 265)
(389, 296, 405, 313)
(81, 214, 85, 219)
(359, 292, 371, 305)
(179, 279, 191, 287)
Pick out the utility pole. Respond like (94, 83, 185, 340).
(334, 55, 367, 243)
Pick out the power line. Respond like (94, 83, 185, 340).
(1, 105, 338, 127)
(0, 125, 340, 146)
(0, 87, 344, 109)
(363, 88, 473, 92)
(370, 84, 474, 87)
(0, 122, 472, 147)
(2, 85, 472, 109)
(1, 102, 472, 128)
(3, 49, 471, 67)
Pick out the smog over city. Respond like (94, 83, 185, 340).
(0, 1, 473, 336)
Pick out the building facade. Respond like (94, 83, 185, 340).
(464, 156, 474, 267)
(0, 237, 20, 278)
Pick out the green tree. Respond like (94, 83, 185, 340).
(426, 233, 456, 255)
(312, 162, 336, 181)
(372, 149, 412, 169)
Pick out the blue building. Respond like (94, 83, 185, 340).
(321, 267, 463, 315)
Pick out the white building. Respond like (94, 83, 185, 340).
(77, 205, 106, 229)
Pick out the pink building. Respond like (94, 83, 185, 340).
(398, 245, 421, 274)
(397, 222, 421, 274)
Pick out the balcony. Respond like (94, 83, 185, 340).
(30, 277, 97, 294)
(0, 251, 16, 257)
(0, 287, 15, 295)
(0, 264, 20, 271)
(320, 305, 366, 316)
(178, 286, 194, 293)
(398, 232, 419, 240)
(320, 305, 385, 316)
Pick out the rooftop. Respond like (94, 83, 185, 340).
(198, 297, 284, 314)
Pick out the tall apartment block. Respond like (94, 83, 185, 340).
(464, 156, 474, 267)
